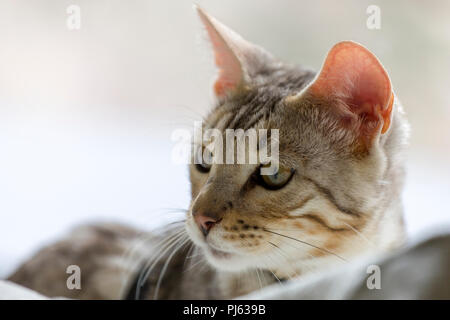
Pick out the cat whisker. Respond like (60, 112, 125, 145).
(183, 242, 196, 268)
(183, 253, 207, 273)
(136, 232, 182, 281)
(341, 222, 375, 248)
(254, 267, 264, 291)
(245, 245, 285, 285)
(119, 231, 157, 295)
(237, 237, 272, 289)
(263, 228, 348, 262)
(171, 104, 209, 122)
(185, 252, 203, 260)
(240, 237, 294, 286)
(153, 236, 191, 300)
(268, 236, 316, 260)
(260, 255, 284, 285)
(254, 269, 262, 290)
(266, 241, 299, 280)
(121, 226, 185, 290)
(160, 207, 189, 214)
(270, 271, 283, 285)
(164, 220, 187, 228)
(136, 230, 187, 298)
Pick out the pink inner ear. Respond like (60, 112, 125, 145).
(197, 8, 244, 97)
(309, 41, 392, 135)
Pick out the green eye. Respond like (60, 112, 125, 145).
(259, 165, 295, 190)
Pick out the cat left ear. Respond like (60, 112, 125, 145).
(304, 41, 394, 144)
(196, 6, 272, 98)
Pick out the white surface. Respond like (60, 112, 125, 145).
(0, 280, 48, 300)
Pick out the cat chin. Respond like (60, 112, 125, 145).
(203, 250, 250, 272)
(202, 247, 259, 272)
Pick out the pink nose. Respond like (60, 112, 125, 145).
(194, 214, 221, 236)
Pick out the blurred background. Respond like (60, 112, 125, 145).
(1, 0, 449, 277)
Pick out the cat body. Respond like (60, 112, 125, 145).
(8, 223, 272, 299)
(8, 7, 409, 299)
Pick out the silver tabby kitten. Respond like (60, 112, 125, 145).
(8, 7, 409, 299)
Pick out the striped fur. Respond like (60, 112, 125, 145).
(8, 9, 409, 299)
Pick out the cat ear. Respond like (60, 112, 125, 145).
(305, 41, 394, 144)
(196, 6, 271, 98)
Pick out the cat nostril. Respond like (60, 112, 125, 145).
(204, 220, 215, 229)
(195, 215, 222, 237)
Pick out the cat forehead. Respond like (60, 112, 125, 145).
(201, 63, 360, 160)
(203, 94, 357, 163)
(206, 68, 316, 129)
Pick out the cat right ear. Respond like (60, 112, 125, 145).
(195, 6, 270, 98)
(297, 41, 394, 148)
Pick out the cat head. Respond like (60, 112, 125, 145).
(185, 7, 406, 278)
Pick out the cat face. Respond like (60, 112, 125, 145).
(185, 7, 406, 278)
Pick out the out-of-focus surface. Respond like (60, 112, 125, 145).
(1, 0, 449, 277)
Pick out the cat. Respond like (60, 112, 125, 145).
(7, 6, 409, 299)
